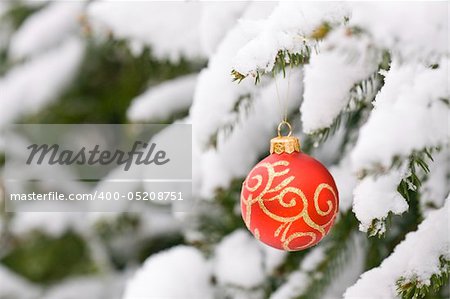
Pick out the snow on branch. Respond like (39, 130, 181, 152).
(350, 59, 448, 235)
(344, 196, 450, 299)
(352, 168, 409, 235)
(0, 37, 85, 128)
(351, 2, 448, 61)
(232, 2, 350, 79)
(214, 230, 266, 289)
(87, 2, 204, 60)
(351, 59, 449, 172)
(127, 74, 198, 122)
(123, 246, 213, 299)
(87, 2, 248, 62)
(9, 1, 84, 60)
(301, 28, 381, 133)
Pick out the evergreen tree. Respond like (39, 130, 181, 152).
(0, 2, 448, 299)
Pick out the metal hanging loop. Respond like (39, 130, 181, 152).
(277, 121, 292, 137)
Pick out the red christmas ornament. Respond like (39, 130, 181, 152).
(241, 122, 339, 251)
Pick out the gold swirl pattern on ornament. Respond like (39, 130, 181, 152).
(314, 183, 338, 229)
(242, 160, 337, 251)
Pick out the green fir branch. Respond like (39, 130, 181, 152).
(231, 21, 336, 84)
(230, 21, 348, 83)
(231, 45, 314, 84)
(396, 147, 437, 202)
(396, 256, 450, 299)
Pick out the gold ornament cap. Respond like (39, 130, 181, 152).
(270, 121, 301, 154)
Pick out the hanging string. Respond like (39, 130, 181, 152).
(273, 72, 284, 123)
(273, 61, 294, 134)
(284, 64, 293, 122)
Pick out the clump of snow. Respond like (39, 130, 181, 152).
(344, 196, 450, 299)
(351, 59, 449, 171)
(87, 2, 204, 61)
(0, 265, 40, 299)
(9, 2, 84, 60)
(233, 2, 350, 76)
(352, 169, 408, 233)
(123, 246, 213, 299)
(213, 230, 265, 288)
(127, 74, 198, 122)
(0, 37, 85, 128)
(301, 28, 380, 133)
(350, 2, 448, 61)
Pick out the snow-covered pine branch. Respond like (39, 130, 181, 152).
(8, 1, 84, 60)
(86, 2, 247, 61)
(344, 196, 450, 299)
(0, 37, 85, 129)
(351, 59, 449, 173)
(300, 28, 381, 133)
(127, 74, 198, 122)
(190, 2, 276, 149)
(86, 2, 204, 60)
(232, 2, 350, 80)
(352, 168, 409, 235)
(123, 246, 213, 299)
(351, 58, 449, 235)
